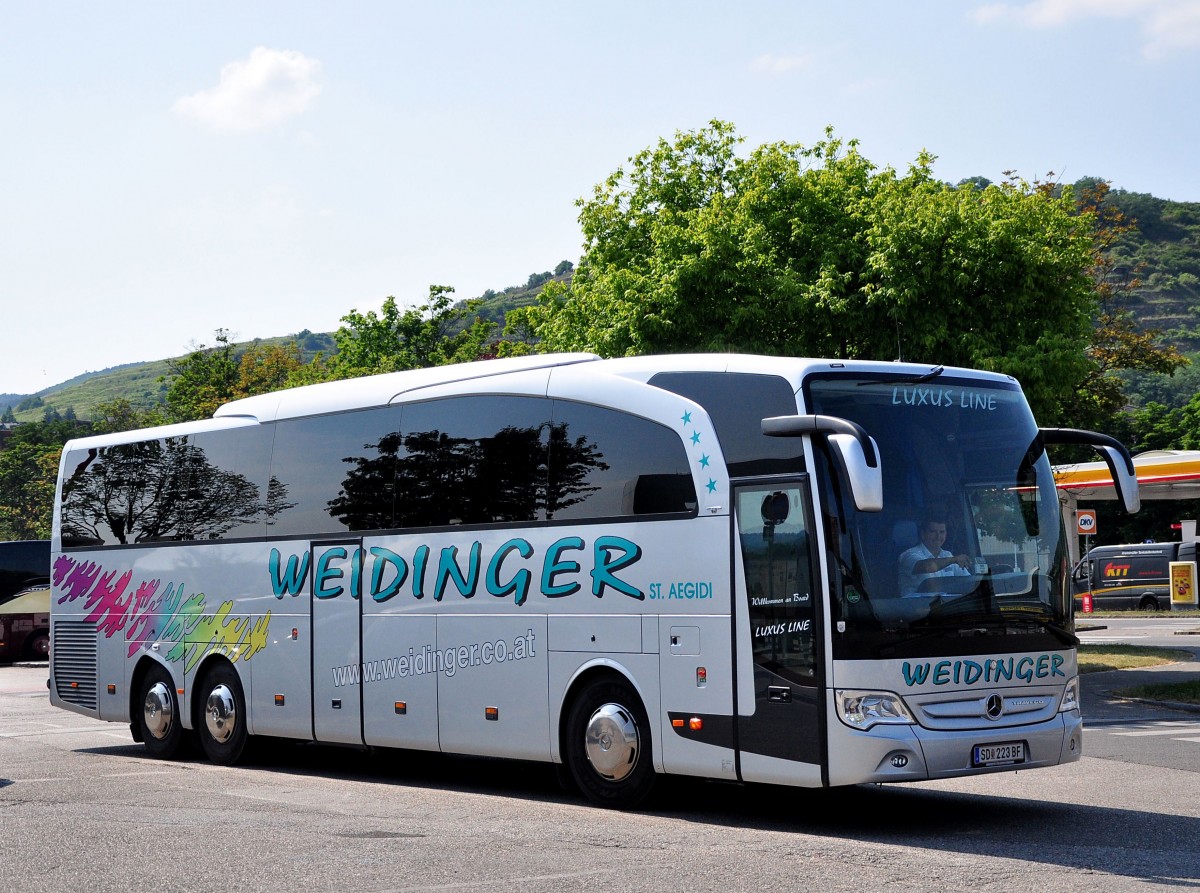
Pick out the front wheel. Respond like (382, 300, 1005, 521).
(564, 677, 655, 809)
(196, 662, 249, 765)
(138, 663, 185, 759)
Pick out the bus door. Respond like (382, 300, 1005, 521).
(311, 539, 364, 745)
(732, 480, 825, 787)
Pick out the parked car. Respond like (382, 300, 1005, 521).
(0, 539, 50, 662)
(1072, 541, 1197, 612)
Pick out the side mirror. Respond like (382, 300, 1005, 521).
(762, 414, 883, 512)
(1039, 427, 1140, 515)
(760, 491, 790, 525)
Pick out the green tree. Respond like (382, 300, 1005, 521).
(163, 329, 239, 422)
(1072, 180, 1188, 430)
(308, 285, 496, 382)
(0, 417, 89, 540)
(234, 341, 304, 398)
(91, 398, 169, 435)
(161, 333, 308, 421)
(0, 444, 59, 540)
(513, 121, 1116, 424)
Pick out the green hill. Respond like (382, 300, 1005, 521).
(1, 271, 566, 423)
(1103, 188, 1200, 352)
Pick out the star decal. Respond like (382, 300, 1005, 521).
(681, 410, 692, 425)
(690, 431, 701, 446)
(706, 479, 717, 493)
(698, 454, 710, 468)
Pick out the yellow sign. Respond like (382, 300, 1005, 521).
(1170, 561, 1198, 607)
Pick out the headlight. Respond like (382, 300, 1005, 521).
(836, 689, 914, 730)
(1059, 676, 1080, 713)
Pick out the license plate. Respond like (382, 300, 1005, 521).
(972, 741, 1026, 767)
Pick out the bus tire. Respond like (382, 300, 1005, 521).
(564, 676, 655, 810)
(23, 629, 49, 661)
(138, 663, 185, 760)
(196, 662, 248, 765)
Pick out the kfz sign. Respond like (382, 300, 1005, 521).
(1076, 509, 1098, 535)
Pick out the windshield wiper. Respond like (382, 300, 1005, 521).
(857, 365, 944, 387)
(1014, 618, 1079, 647)
(920, 610, 1080, 647)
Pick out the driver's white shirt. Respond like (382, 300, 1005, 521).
(898, 543, 970, 597)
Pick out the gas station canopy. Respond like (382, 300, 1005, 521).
(1053, 449, 1200, 564)
(1054, 449, 1200, 503)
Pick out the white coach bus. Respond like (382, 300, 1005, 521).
(48, 353, 1138, 808)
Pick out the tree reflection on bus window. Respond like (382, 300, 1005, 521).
(60, 432, 273, 546)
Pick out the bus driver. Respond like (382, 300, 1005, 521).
(898, 510, 972, 597)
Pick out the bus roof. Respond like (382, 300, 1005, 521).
(61, 353, 1021, 446)
(215, 352, 602, 422)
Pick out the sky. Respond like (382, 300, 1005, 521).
(3, 0, 1199, 398)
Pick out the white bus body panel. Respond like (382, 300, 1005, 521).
(437, 614, 550, 760)
(362, 614, 439, 751)
(250, 611, 312, 740)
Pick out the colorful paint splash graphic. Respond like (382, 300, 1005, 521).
(52, 555, 270, 672)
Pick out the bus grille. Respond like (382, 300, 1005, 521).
(52, 621, 99, 710)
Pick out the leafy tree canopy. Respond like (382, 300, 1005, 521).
(512, 120, 1154, 424)
(298, 285, 496, 384)
(0, 416, 90, 540)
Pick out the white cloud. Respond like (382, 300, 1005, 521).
(750, 53, 813, 75)
(173, 47, 321, 132)
(1141, 1, 1200, 57)
(971, 0, 1200, 57)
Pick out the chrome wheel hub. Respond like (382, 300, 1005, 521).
(584, 702, 639, 781)
(143, 681, 174, 740)
(205, 683, 238, 744)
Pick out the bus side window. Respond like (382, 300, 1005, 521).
(395, 395, 550, 528)
(268, 406, 403, 537)
(548, 400, 696, 520)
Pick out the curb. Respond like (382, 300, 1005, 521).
(1101, 694, 1200, 714)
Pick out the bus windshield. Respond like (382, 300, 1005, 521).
(805, 372, 1070, 660)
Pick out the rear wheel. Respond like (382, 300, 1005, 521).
(1139, 595, 1160, 612)
(564, 677, 655, 810)
(138, 663, 185, 759)
(196, 662, 249, 765)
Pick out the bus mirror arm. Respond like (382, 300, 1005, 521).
(1038, 427, 1141, 515)
(762, 415, 884, 512)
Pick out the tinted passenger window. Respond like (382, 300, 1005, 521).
(187, 427, 274, 541)
(60, 437, 194, 546)
(395, 396, 550, 528)
(268, 406, 403, 537)
(649, 372, 804, 477)
(548, 401, 695, 520)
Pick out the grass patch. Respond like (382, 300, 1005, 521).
(1112, 680, 1200, 704)
(1077, 644, 1194, 674)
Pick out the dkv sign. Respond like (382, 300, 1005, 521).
(1076, 509, 1098, 536)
